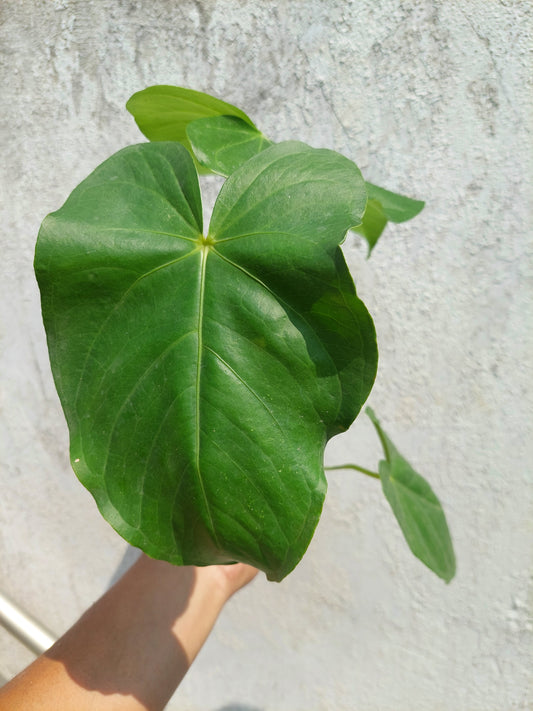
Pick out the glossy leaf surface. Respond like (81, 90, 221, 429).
(35, 141, 377, 581)
(187, 115, 273, 176)
(366, 408, 456, 582)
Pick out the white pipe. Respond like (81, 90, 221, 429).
(0, 591, 56, 656)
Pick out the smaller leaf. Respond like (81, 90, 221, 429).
(352, 198, 388, 255)
(365, 182, 425, 223)
(187, 115, 273, 177)
(366, 407, 456, 582)
(353, 183, 425, 256)
(126, 86, 256, 173)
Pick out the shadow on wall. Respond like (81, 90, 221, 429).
(215, 706, 263, 711)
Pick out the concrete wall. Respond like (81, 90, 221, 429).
(1, 1, 531, 709)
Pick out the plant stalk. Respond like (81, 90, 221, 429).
(324, 464, 380, 480)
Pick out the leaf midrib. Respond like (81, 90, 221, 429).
(195, 247, 219, 545)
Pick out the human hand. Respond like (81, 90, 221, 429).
(0, 556, 260, 711)
(200, 561, 259, 602)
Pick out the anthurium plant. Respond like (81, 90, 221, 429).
(34, 86, 455, 583)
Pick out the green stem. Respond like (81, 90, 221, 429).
(324, 463, 380, 480)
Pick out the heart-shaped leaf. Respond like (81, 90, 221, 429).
(366, 407, 456, 582)
(35, 141, 377, 581)
(187, 115, 273, 176)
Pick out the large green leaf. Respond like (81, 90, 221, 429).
(126, 85, 255, 173)
(35, 141, 377, 581)
(187, 115, 273, 176)
(366, 408, 456, 582)
(353, 183, 425, 255)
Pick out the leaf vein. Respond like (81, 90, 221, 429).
(74, 248, 199, 415)
(204, 345, 284, 433)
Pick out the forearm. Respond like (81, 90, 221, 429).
(0, 555, 231, 711)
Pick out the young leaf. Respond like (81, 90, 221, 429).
(365, 182, 425, 223)
(127, 86, 424, 252)
(366, 407, 456, 582)
(351, 198, 387, 255)
(126, 85, 256, 173)
(187, 115, 273, 177)
(35, 141, 377, 581)
(353, 183, 425, 255)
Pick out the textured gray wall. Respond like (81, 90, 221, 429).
(1, 1, 532, 709)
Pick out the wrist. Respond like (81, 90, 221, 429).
(195, 564, 235, 606)
(134, 553, 257, 605)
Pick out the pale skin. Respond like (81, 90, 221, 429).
(0, 554, 258, 711)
